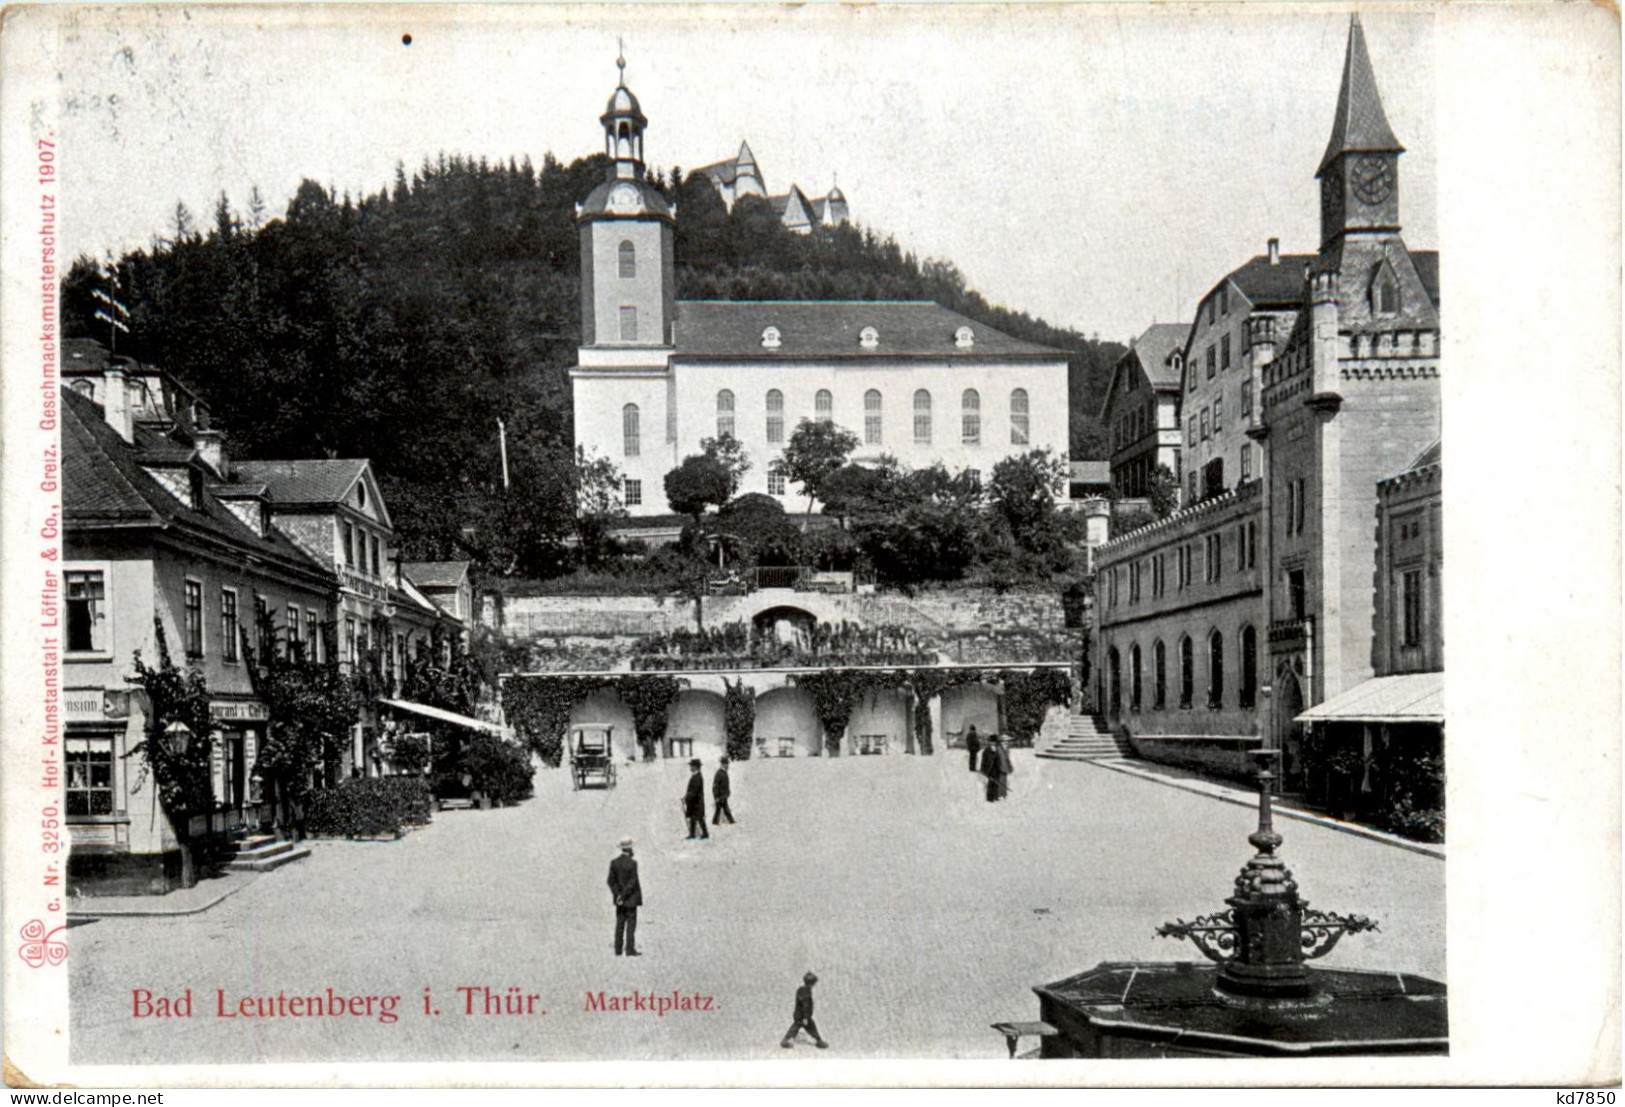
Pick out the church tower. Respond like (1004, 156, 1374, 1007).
(1315, 14, 1404, 249)
(576, 53, 676, 348)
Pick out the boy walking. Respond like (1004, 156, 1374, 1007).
(780, 972, 830, 1050)
(712, 756, 736, 825)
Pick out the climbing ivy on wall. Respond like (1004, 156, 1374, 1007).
(999, 667, 1075, 747)
(616, 674, 684, 761)
(502, 673, 692, 767)
(723, 678, 756, 761)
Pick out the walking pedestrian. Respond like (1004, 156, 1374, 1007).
(683, 758, 710, 840)
(607, 836, 642, 957)
(780, 972, 830, 1049)
(712, 756, 736, 825)
(980, 733, 1011, 802)
(965, 724, 982, 772)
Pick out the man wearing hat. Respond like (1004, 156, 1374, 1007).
(780, 972, 829, 1049)
(683, 758, 709, 840)
(711, 755, 735, 826)
(607, 837, 642, 956)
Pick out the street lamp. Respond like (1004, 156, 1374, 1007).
(162, 720, 193, 756)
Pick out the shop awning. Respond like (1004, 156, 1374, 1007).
(1295, 673, 1444, 725)
(378, 699, 511, 736)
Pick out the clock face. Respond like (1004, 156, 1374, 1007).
(1350, 155, 1394, 205)
(608, 184, 640, 213)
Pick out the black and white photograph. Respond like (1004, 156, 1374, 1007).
(0, 1, 1616, 1090)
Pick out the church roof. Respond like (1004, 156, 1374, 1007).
(576, 177, 674, 220)
(1318, 14, 1404, 176)
(671, 301, 1067, 360)
(696, 142, 762, 187)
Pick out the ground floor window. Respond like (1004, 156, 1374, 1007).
(1153, 640, 1167, 709)
(1178, 636, 1193, 708)
(66, 734, 115, 815)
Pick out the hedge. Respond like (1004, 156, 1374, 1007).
(305, 777, 433, 839)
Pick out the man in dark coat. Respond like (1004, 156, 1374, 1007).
(712, 756, 735, 825)
(780, 972, 829, 1049)
(683, 758, 709, 839)
(981, 734, 1012, 802)
(965, 724, 982, 773)
(607, 836, 642, 956)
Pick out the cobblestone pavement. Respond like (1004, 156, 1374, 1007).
(69, 751, 1444, 1063)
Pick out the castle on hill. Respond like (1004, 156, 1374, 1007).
(693, 140, 850, 234)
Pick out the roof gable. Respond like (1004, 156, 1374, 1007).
(232, 458, 391, 529)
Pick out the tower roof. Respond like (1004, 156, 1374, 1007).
(1317, 15, 1403, 176)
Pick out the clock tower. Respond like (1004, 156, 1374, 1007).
(1316, 15, 1404, 248)
(576, 53, 676, 349)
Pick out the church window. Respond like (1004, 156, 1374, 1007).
(1010, 388, 1030, 445)
(618, 240, 636, 279)
(815, 389, 833, 423)
(622, 403, 640, 458)
(717, 390, 735, 439)
(766, 389, 784, 444)
(962, 389, 981, 445)
(767, 471, 786, 496)
(624, 479, 642, 507)
(864, 389, 883, 445)
(619, 305, 638, 342)
(913, 389, 932, 444)
(965, 469, 981, 490)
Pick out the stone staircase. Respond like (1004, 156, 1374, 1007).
(224, 833, 312, 874)
(1037, 713, 1133, 762)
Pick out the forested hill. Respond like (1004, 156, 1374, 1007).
(62, 153, 1123, 571)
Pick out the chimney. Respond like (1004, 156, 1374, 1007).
(194, 428, 227, 478)
(101, 366, 134, 443)
(1268, 237, 1280, 265)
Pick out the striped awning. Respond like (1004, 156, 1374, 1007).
(378, 699, 510, 736)
(1296, 673, 1444, 725)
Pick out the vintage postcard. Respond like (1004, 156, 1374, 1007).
(0, 1, 1617, 1090)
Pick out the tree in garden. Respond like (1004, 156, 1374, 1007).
(1147, 463, 1181, 519)
(573, 446, 627, 566)
(127, 619, 217, 886)
(664, 453, 734, 526)
(987, 448, 1068, 541)
(770, 420, 860, 520)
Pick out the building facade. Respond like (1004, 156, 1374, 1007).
(60, 345, 339, 894)
(571, 68, 1070, 517)
(1095, 15, 1441, 793)
(1101, 323, 1188, 499)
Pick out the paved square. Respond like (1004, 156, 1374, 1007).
(70, 751, 1444, 1062)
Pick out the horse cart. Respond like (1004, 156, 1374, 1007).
(569, 725, 617, 791)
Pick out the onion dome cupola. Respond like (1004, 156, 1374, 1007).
(578, 50, 674, 224)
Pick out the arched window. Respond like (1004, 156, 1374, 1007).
(622, 403, 640, 458)
(1011, 388, 1030, 445)
(864, 389, 882, 444)
(716, 389, 735, 439)
(815, 389, 833, 423)
(1178, 635, 1193, 709)
(962, 388, 981, 445)
(913, 389, 932, 444)
(1372, 266, 1400, 315)
(1107, 647, 1122, 718)
(1239, 625, 1258, 709)
(1207, 629, 1225, 709)
(766, 389, 784, 444)
(1153, 640, 1167, 709)
(1129, 643, 1142, 712)
(618, 240, 636, 279)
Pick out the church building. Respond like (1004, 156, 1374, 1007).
(571, 62, 1070, 518)
(694, 140, 851, 234)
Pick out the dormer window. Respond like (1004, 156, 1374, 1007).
(1371, 264, 1401, 316)
(761, 326, 782, 349)
(955, 326, 975, 348)
(859, 326, 879, 349)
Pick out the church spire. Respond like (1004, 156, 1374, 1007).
(1317, 14, 1404, 178)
